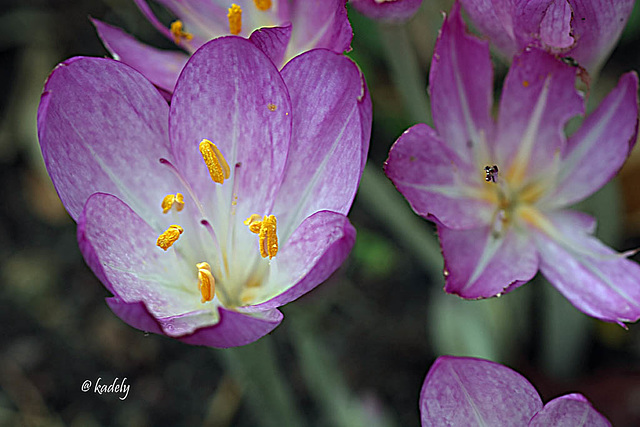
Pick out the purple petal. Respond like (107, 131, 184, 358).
(533, 210, 640, 323)
(430, 2, 494, 163)
(133, 0, 211, 48)
(249, 24, 292, 68)
(547, 72, 639, 208)
(106, 298, 164, 335)
(350, 0, 423, 21)
(538, 0, 574, 50)
(385, 123, 495, 229)
(438, 223, 539, 298)
(274, 49, 368, 232)
(420, 356, 543, 427)
(459, 0, 518, 58)
(288, 0, 352, 58)
(565, 0, 635, 73)
(92, 18, 188, 93)
(169, 37, 292, 218)
(495, 48, 583, 183)
(529, 393, 611, 427)
(177, 306, 283, 348)
(248, 210, 356, 310)
(37, 57, 178, 224)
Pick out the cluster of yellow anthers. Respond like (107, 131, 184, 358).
(170, 20, 193, 45)
(154, 138, 279, 303)
(244, 214, 279, 259)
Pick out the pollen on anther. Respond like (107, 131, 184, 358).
(156, 225, 184, 251)
(259, 215, 278, 259)
(244, 214, 263, 234)
(197, 262, 215, 303)
(170, 20, 193, 45)
(199, 139, 231, 184)
(253, 0, 272, 11)
(161, 193, 185, 214)
(228, 4, 242, 35)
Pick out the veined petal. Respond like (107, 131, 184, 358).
(420, 356, 543, 427)
(545, 72, 639, 209)
(275, 49, 368, 236)
(37, 57, 178, 227)
(286, 0, 352, 61)
(92, 18, 188, 93)
(565, 0, 635, 74)
(495, 48, 583, 184)
(385, 124, 494, 230)
(538, 0, 574, 50)
(78, 193, 220, 336)
(169, 37, 291, 224)
(459, 0, 518, 58)
(350, 0, 423, 21)
(529, 393, 611, 427)
(438, 223, 539, 298)
(249, 24, 292, 68)
(533, 210, 640, 324)
(245, 210, 355, 310)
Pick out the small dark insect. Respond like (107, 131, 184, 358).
(484, 165, 499, 183)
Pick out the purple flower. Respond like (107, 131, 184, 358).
(349, 0, 423, 21)
(37, 37, 371, 348)
(421, 356, 611, 426)
(385, 3, 640, 324)
(460, 0, 634, 74)
(93, 0, 353, 93)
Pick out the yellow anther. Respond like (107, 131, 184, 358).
(253, 0, 272, 11)
(228, 4, 242, 35)
(259, 215, 278, 259)
(268, 103, 277, 111)
(170, 20, 193, 45)
(199, 139, 231, 184)
(156, 225, 183, 251)
(197, 262, 215, 303)
(244, 214, 263, 234)
(161, 193, 185, 214)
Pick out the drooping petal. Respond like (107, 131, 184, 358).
(245, 210, 356, 310)
(546, 72, 639, 209)
(249, 24, 292, 68)
(385, 123, 495, 230)
(459, 0, 518, 58)
(565, 0, 635, 74)
(495, 48, 583, 184)
(438, 223, 539, 298)
(430, 1, 494, 163)
(92, 19, 188, 93)
(420, 356, 543, 427)
(106, 298, 164, 335)
(169, 37, 291, 224)
(533, 210, 640, 324)
(78, 193, 220, 336)
(274, 49, 368, 236)
(350, 0, 423, 21)
(529, 393, 611, 427)
(177, 306, 283, 348)
(287, 0, 352, 61)
(37, 57, 179, 226)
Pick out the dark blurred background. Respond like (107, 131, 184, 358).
(1, 0, 640, 426)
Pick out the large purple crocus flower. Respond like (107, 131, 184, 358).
(421, 356, 611, 426)
(385, 2, 640, 325)
(349, 0, 423, 21)
(460, 0, 634, 75)
(37, 37, 371, 348)
(93, 0, 353, 93)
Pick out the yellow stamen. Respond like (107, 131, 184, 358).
(156, 225, 183, 251)
(228, 4, 242, 35)
(197, 262, 215, 303)
(170, 20, 193, 45)
(253, 0, 272, 11)
(245, 214, 278, 258)
(199, 139, 231, 184)
(161, 193, 185, 214)
(244, 214, 263, 234)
